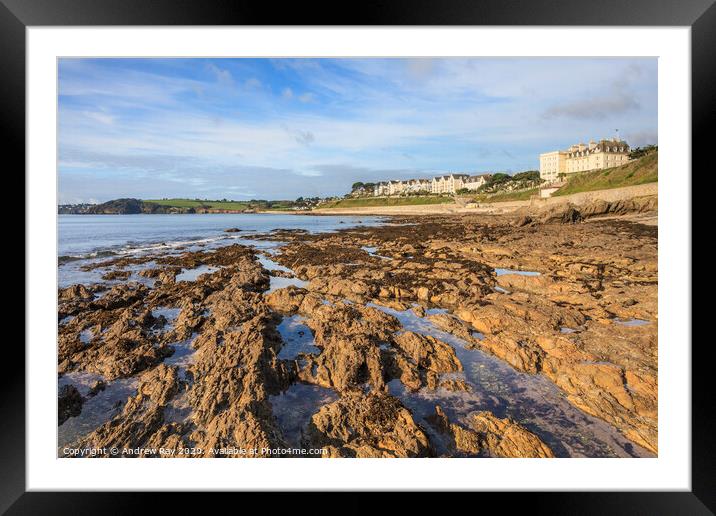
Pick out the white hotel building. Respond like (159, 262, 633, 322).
(540, 138, 631, 183)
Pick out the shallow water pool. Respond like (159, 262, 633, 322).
(369, 302, 653, 458)
(494, 268, 541, 276)
(269, 383, 338, 447)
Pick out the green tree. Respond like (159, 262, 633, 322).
(629, 144, 657, 160)
(512, 171, 540, 182)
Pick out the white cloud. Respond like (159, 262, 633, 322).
(83, 111, 114, 125)
(624, 130, 658, 148)
(58, 57, 657, 201)
(294, 169, 323, 177)
(207, 63, 233, 86)
(244, 77, 261, 89)
(542, 66, 645, 120)
(542, 94, 640, 120)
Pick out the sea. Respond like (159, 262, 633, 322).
(58, 213, 383, 288)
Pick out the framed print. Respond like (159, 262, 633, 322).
(6, 0, 710, 512)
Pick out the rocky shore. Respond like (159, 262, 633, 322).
(57, 202, 657, 458)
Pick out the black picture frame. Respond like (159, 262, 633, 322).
(5, 0, 708, 513)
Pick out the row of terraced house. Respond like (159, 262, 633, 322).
(373, 173, 492, 197)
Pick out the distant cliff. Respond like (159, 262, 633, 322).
(59, 198, 195, 214)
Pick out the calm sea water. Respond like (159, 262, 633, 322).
(58, 213, 383, 287)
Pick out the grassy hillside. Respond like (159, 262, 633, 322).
(470, 188, 539, 203)
(145, 198, 241, 209)
(144, 198, 296, 210)
(141, 153, 656, 212)
(319, 196, 454, 209)
(554, 151, 658, 196)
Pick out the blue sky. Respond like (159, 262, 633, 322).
(58, 58, 657, 203)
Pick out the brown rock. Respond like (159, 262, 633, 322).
(470, 411, 554, 458)
(392, 331, 462, 374)
(426, 405, 481, 455)
(265, 286, 307, 313)
(59, 284, 94, 302)
(513, 215, 533, 227)
(58, 205, 658, 458)
(58, 384, 83, 425)
(303, 392, 432, 457)
(540, 204, 583, 224)
(101, 270, 131, 281)
(87, 380, 106, 397)
(71, 364, 181, 456)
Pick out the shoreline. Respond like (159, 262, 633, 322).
(307, 183, 657, 216)
(57, 198, 658, 458)
(59, 182, 657, 218)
